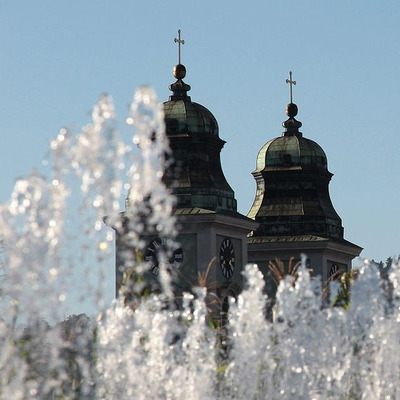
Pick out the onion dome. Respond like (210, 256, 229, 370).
(163, 61, 236, 213)
(255, 103, 328, 172)
(248, 98, 344, 240)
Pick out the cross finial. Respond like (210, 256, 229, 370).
(285, 71, 296, 103)
(174, 29, 185, 64)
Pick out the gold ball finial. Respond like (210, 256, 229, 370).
(173, 64, 186, 79)
(286, 103, 298, 117)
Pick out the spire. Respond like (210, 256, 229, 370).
(283, 71, 302, 137)
(169, 29, 191, 100)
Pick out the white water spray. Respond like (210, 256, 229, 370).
(0, 87, 398, 399)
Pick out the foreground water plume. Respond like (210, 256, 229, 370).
(0, 87, 398, 399)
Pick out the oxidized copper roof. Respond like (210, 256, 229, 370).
(164, 100, 219, 137)
(173, 207, 215, 215)
(163, 63, 236, 214)
(248, 101, 343, 240)
(247, 235, 328, 244)
(255, 135, 328, 172)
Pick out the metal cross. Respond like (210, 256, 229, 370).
(286, 71, 296, 103)
(174, 29, 185, 64)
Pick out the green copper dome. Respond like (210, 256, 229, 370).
(164, 100, 219, 137)
(248, 102, 344, 240)
(255, 135, 328, 172)
(162, 64, 237, 213)
(255, 101, 328, 172)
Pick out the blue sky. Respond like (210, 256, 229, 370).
(0, 1, 399, 312)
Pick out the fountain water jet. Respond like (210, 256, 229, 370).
(0, 87, 398, 399)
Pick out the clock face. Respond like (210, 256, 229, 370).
(219, 238, 235, 280)
(144, 237, 183, 276)
(329, 263, 340, 279)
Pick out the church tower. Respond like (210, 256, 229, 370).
(156, 30, 257, 302)
(111, 31, 257, 305)
(247, 72, 362, 294)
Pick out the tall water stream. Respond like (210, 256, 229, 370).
(0, 87, 398, 399)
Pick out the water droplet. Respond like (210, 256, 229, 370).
(99, 242, 108, 251)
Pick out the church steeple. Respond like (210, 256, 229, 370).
(248, 72, 344, 239)
(160, 31, 257, 302)
(247, 72, 362, 289)
(163, 30, 237, 213)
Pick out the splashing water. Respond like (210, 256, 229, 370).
(0, 87, 399, 399)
